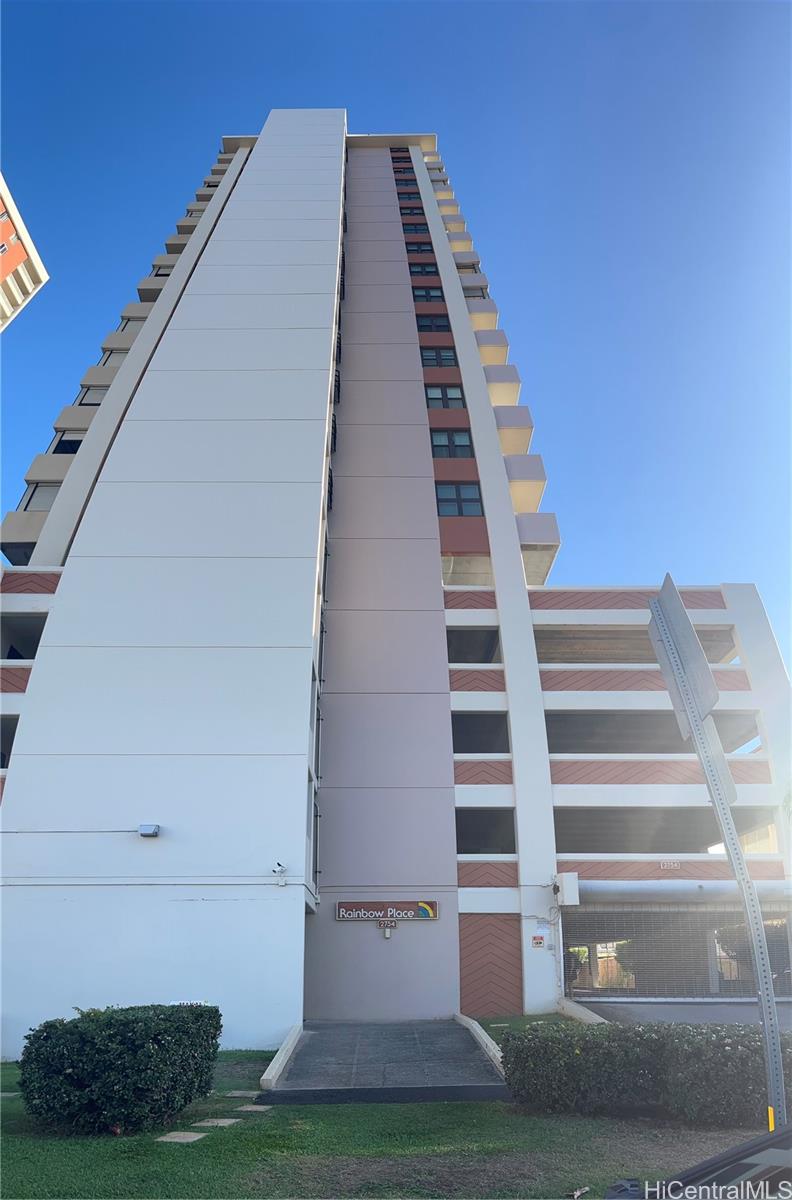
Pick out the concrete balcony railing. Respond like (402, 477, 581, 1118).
(137, 276, 167, 302)
(476, 329, 509, 365)
(505, 454, 546, 512)
(24, 454, 71, 486)
(443, 213, 466, 232)
(467, 298, 498, 331)
(516, 512, 561, 586)
(494, 404, 533, 453)
(80, 363, 122, 389)
(485, 364, 521, 406)
(53, 405, 96, 433)
(459, 272, 489, 294)
(0, 510, 48, 566)
(454, 250, 480, 272)
(165, 232, 191, 255)
(447, 229, 473, 251)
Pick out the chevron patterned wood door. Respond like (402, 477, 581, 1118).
(459, 913, 523, 1016)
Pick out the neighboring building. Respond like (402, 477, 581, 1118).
(1, 110, 789, 1055)
(0, 173, 48, 329)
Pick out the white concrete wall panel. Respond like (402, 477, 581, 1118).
(1, 108, 346, 1055)
(304, 145, 460, 1023)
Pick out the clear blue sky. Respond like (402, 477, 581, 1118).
(2, 0, 789, 663)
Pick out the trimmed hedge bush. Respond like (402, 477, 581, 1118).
(501, 1020, 792, 1127)
(19, 1003, 222, 1134)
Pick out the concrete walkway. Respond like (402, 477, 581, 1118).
(583, 999, 792, 1029)
(269, 1019, 508, 1104)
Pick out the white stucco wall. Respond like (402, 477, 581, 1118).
(1, 109, 346, 1056)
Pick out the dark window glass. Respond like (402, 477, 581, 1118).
(417, 315, 451, 332)
(456, 809, 515, 854)
(452, 713, 510, 754)
(435, 482, 482, 516)
(405, 242, 434, 254)
(403, 223, 429, 233)
(447, 628, 501, 663)
(412, 287, 444, 302)
(431, 429, 472, 458)
(401, 207, 425, 216)
(409, 263, 439, 275)
(391, 156, 411, 164)
(425, 385, 465, 409)
(52, 437, 82, 455)
(421, 347, 458, 367)
(398, 191, 421, 201)
(393, 168, 416, 176)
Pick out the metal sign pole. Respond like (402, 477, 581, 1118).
(648, 576, 787, 1130)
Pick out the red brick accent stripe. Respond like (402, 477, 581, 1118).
(450, 669, 505, 692)
(454, 760, 513, 784)
(0, 666, 30, 693)
(458, 861, 519, 887)
(444, 590, 497, 610)
(559, 859, 785, 881)
(0, 571, 60, 594)
(459, 913, 523, 1017)
(549, 759, 771, 784)
(539, 668, 749, 692)
(528, 588, 726, 610)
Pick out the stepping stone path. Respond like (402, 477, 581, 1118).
(154, 1099, 271, 1144)
(227, 1090, 259, 1097)
(157, 1131, 207, 1143)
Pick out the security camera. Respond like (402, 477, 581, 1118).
(272, 862, 287, 886)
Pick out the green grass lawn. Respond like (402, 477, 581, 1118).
(479, 1012, 572, 1044)
(1, 1051, 759, 1200)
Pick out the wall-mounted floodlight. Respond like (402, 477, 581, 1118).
(138, 824, 160, 838)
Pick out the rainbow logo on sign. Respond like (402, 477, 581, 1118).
(417, 901, 437, 919)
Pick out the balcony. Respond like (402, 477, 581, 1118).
(101, 326, 140, 352)
(485, 364, 521, 406)
(443, 213, 466, 232)
(505, 454, 546, 512)
(80, 364, 121, 389)
(454, 250, 480, 272)
(494, 404, 533, 453)
(176, 216, 200, 235)
(476, 329, 509, 366)
(0, 510, 47, 565)
(24, 454, 71, 485)
(448, 229, 473, 251)
(467, 298, 498, 331)
(460, 272, 489, 294)
(137, 276, 167, 302)
(550, 753, 775, 808)
(165, 232, 191, 254)
(516, 511, 560, 585)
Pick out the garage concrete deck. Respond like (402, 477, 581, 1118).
(263, 1019, 509, 1105)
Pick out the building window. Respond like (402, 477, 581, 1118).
(421, 347, 458, 367)
(400, 207, 424, 216)
(417, 315, 450, 332)
(425, 384, 465, 408)
(431, 429, 473, 459)
(0, 211, 8, 222)
(78, 387, 108, 406)
(403, 223, 429, 234)
(391, 156, 411, 164)
(463, 287, 489, 299)
(409, 263, 439, 276)
(52, 433, 84, 455)
(24, 484, 60, 512)
(0, 244, 6, 255)
(456, 809, 516, 855)
(447, 628, 501, 664)
(398, 192, 421, 201)
(393, 168, 416, 176)
(406, 242, 434, 254)
(452, 712, 510, 754)
(413, 287, 444, 302)
(457, 265, 479, 274)
(436, 482, 483, 516)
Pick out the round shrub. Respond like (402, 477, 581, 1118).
(19, 1003, 222, 1134)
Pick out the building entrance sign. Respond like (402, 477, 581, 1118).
(336, 901, 438, 921)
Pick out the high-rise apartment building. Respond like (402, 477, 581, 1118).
(0, 173, 48, 330)
(1, 110, 789, 1055)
